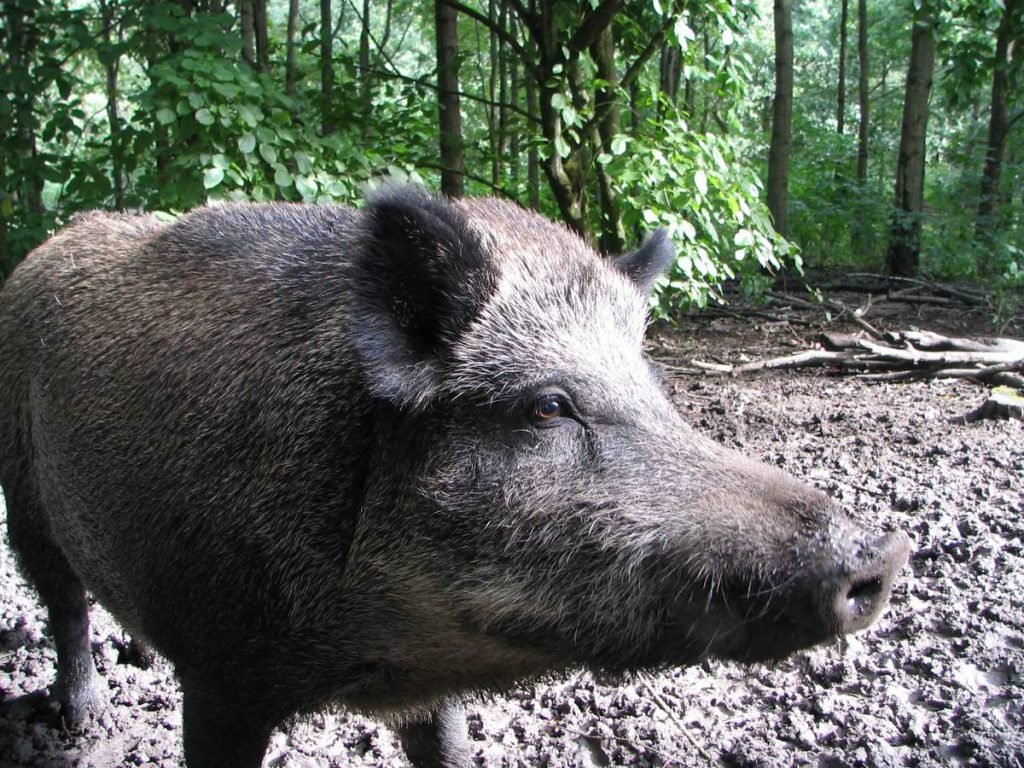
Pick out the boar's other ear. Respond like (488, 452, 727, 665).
(350, 186, 497, 407)
(612, 229, 674, 294)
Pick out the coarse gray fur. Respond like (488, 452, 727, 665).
(0, 187, 909, 768)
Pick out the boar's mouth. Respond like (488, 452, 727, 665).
(678, 528, 912, 665)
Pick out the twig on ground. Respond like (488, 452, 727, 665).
(638, 673, 717, 765)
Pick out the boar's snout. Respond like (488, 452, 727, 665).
(714, 524, 911, 663)
(829, 529, 910, 635)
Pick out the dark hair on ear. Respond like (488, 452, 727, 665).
(348, 186, 498, 406)
(612, 230, 675, 294)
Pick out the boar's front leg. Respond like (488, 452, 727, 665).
(4, 483, 104, 727)
(181, 683, 275, 768)
(396, 698, 470, 768)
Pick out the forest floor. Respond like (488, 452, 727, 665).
(1, 286, 1022, 768)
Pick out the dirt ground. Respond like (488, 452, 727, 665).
(1, 296, 1022, 768)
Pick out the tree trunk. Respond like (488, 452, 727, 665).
(320, 0, 334, 135)
(659, 42, 681, 112)
(436, 0, 464, 197)
(285, 0, 299, 96)
(240, 0, 255, 68)
(886, 15, 936, 277)
(975, 0, 1019, 247)
(856, 0, 869, 183)
(254, 0, 269, 71)
(488, 0, 500, 187)
(767, 0, 794, 237)
(359, 0, 371, 112)
(99, 0, 124, 209)
(496, 2, 509, 188)
(525, 44, 540, 209)
(837, 0, 848, 135)
(590, 24, 625, 254)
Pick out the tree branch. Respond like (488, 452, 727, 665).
(440, 0, 539, 80)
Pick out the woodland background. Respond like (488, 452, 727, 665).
(1, 0, 1021, 318)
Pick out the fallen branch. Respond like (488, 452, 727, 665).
(687, 330, 1024, 387)
(768, 292, 885, 339)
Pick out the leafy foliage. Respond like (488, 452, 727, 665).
(1, 0, 1019, 316)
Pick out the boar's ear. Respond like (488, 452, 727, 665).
(350, 186, 497, 406)
(612, 229, 674, 294)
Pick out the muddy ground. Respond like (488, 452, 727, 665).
(1, 296, 1022, 768)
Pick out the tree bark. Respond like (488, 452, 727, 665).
(99, 0, 124, 209)
(525, 39, 540, 209)
(886, 15, 936, 277)
(320, 0, 334, 135)
(436, 0, 465, 197)
(856, 0, 869, 183)
(659, 42, 681, 111)
(590, 24, 625, 253)
(285, 0, 299, 96)
(767, 0, 794, 237)
(254, 0, 269, 71)
(359, 0, 371, 111)
(240, 0, 255, 68)
(975, 0, 1020, 245)
(837, 0, 848, 135)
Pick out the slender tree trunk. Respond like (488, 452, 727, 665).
(320, 0, 335, 135)
(436, 0, 464, 197)
(590, 24, 625, 253)
(659, 42, 681, 114)
(285, 0, 299, 96)
(837, 0, 848, 135)
(525, 45, 540, 209)
(856, 0, 869, 183)
(886, 15, 936, 277)
(254, 0, 269, 71)
(99, 0, 124, 209)
(488, 0, 500, 186)
(240, 0, 255, 67)
(5, 0, 43, 217)
(534, 2, 585, 235)
(359, 0, 371, 107)
(767, 0, 794, 237)
(509, 42, 520, 188)
(975, 0, 1020, 247)
(496, 2, 509, 187)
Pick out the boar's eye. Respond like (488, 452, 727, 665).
(533, 395, 562, 421)
(529, 390, 580, 428)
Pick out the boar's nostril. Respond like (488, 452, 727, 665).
(833, 531, 911, 634)
(844, 576, 884, 623)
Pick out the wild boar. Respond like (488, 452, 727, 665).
(0, 186, 909, 768)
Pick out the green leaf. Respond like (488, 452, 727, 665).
(694, 169, 708, 196)
(212, 82, 241, 99)
(295, 175, 318, 199)
(554, 135, 571, 159)
(238, 105, 262, 127)
(195, 108, 215, 126)
(274, 166, 292, 187)
(734, 228, 754, 247)
(294, 151, 312, 174)
(238, 133, 256, 154)
(203, 167, 224, 189)
(259, 144, 278, 164)
(155, 108, 177, 125)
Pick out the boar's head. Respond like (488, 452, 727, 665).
(345, 187, 909, 700)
